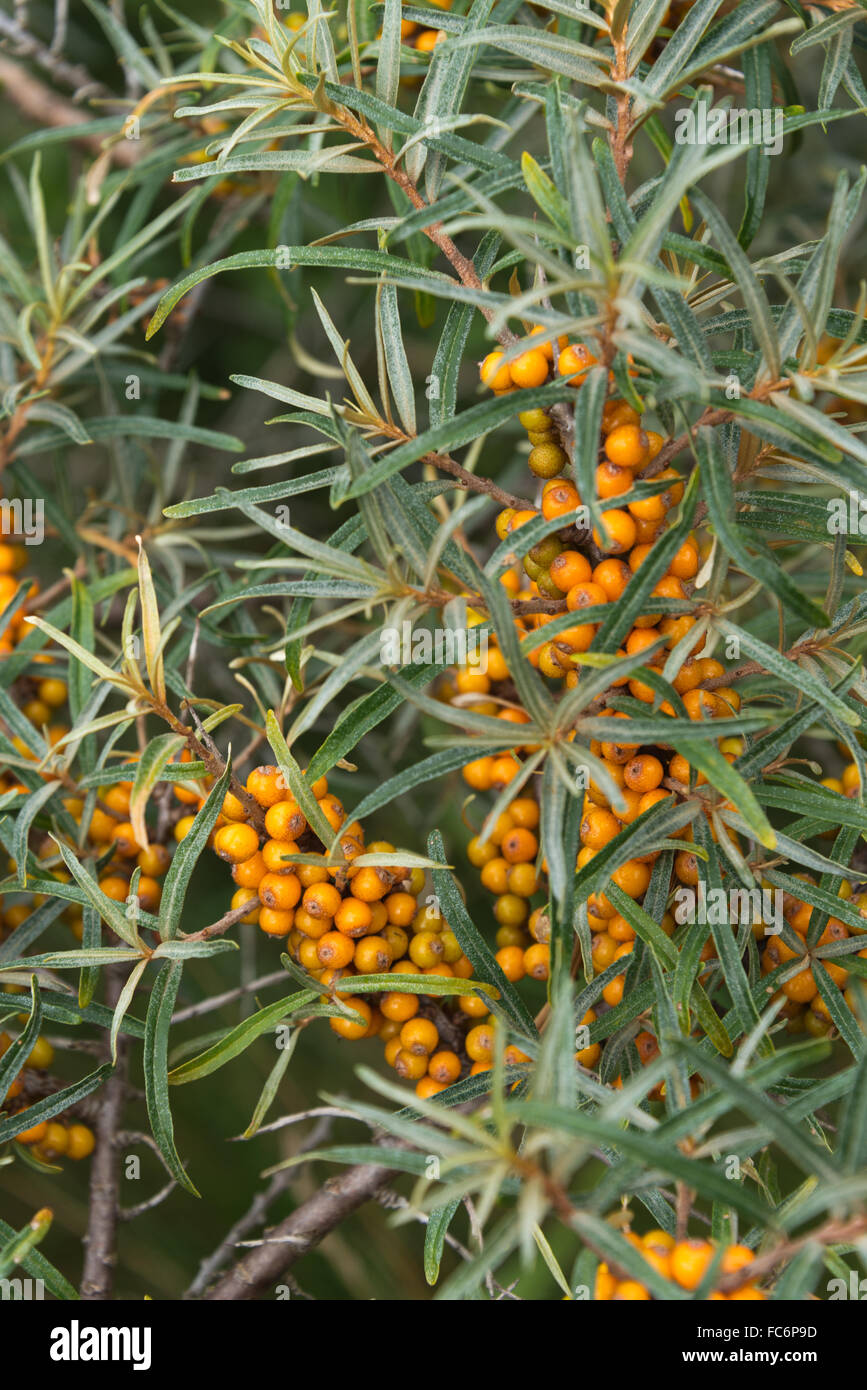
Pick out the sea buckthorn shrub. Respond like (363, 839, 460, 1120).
(1, 0, 867, 1307)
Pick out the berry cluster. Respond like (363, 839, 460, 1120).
(441, 338, 867, 1081)
(762, 875, 866, 1035)
(465, 794, 549, 981)
(594, 1233, 766, 1301)
(207, 763, 532, 1100)
(0, 543, 35, 658)
(0, 1031, 95, 1164)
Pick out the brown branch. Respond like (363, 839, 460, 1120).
(186, 1116, 333, 1298)
(80, 966, 126, 1300)
(0, 55, 138, 164)
(715, 1214, 867, 1294)
(27, 556, 88, 613)
(0, 12, 106, 97)
(332, 102, 516, 346)
(421, 449, 530, 510)
(185, 899, 261, 942)
(202, 1150, 401, 1299)
(610, 31, 633, 185)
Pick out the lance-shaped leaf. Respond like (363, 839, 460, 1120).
(429, 829, 536, 1037)
(168, 989, 319, 1085)
(0, 975, 42, 1105)
(128, 733, 187, 853)
(0, 1062, 113, 1144)
(264, 712, 340, 848)
(144, 961, 198, 1196)
(50, 836, 146, 952)
(136, 540, 166, 704)
(158, 762, 231, 941)
(22, 615, 140, 699)
(695, 429, 829, 629)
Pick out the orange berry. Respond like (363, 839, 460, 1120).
(317, 931, 355, 968)
(428, 1050, 461, 1084)
(110, 821, 140, 858)
(350, 866, 391, 902)
(214, 822, 259, 864)
(541, 482, 580, 522)
(463, 756, 495, 791)
(604, 425, 649, 469)
(394, 1047, 429, 1080)
(509, 348, 549, 389)
(258, 872, 302, 911)
(399, 1017, 439, 1055)
(330, 997, 372, 1040)
(549, 550, 592, 592)
(593, 557, 631, 601)
(495, 945, 526, 981)
(669, 539, 699, 580)
(353, 934, 393, 973)
(565, 580, 608, 613)
(232, 851, 267, 888)
(602, 400, 640, 432)
(670, 1239, 714, 1290)
(416, 1075, 447, 1098)
(137, 843, 171, 877)
(500, 827, 538, 864)
(480, 351, 512, 392)
(245, 765, 286, 808)
(523, 942, 550, 980)
(466, 1023, 494, 1062)
(334, 896, 373, 937)
(381, 991, 419, 1023)
(490, 755, 522, 787)
(258, 907, 295, 936)
(264, 799, 307, 841)
(596, 461, 632, 499)
(66, 1123, 96, 1160)
(557, 342, 596, 385)
(302, 882, 342, 919)
(592, 509, 636, 554)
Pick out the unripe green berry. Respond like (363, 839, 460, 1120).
(518, 408, 551, 432)
(528, 443, 568, 478)
(529, 536, 563, 569)
(536, 571, 563, 598)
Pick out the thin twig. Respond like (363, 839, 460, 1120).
(119, 1176, 178, 1222)
(201, 1145, 404, 1299)
(187, 1117, 333, 1298)
(0, 11, 106, 98)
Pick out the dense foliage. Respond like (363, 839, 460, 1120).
(2, 0, 867, 1303)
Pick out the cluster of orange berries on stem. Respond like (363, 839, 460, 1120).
(595, 1233, 766, 1300)
(1, 1031, 95, 1163)
(207, 762, 525, 1101)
